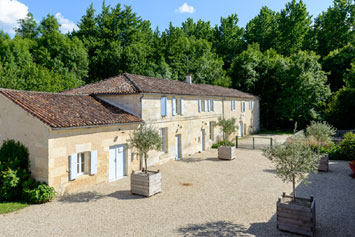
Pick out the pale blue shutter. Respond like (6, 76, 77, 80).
(241, 101, 243, 112)
(69, 154, 77, 180)
(172, 97, 176, 116)
(198, 99, 201, 112)
(207, 100, 211, 112)
(205, 100, 208, 112)
(180, 98, 184, 115)
(161, 97, 167, 116)
(90, 150, 98, 175)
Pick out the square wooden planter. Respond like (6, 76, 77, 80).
(277, 194, 316, 237)
(131, 170, 162, 197)
(218, 146, 236, 160)
(318, 155, 329, 172)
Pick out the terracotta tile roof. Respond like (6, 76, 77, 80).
(64, 73, 256, 99)
(0, 89, 142, 129)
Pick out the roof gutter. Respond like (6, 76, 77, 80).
(50, 121, 143, 131)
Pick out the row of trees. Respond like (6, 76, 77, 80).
(0, 0, 353, 129)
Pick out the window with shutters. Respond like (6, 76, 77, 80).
(231, 100, 236, 111)
(201, 100, 206, 112)
(241, 101, 246, 113)
(77, 152, 89, 176)
(211, 100, 214, 111)
(160, 128, 168, 153)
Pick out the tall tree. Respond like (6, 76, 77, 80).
(15, 13, 39, 39)
(314, 0, 355, 57)
(213, 14, 245, 69)
(276, 0, 312, 55)
(245, 7, 278, 52)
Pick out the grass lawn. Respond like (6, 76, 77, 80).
(0, 202, 29, 214)
(256, 130, 294, 135)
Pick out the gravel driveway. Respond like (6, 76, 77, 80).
(1, 137, 354, 236)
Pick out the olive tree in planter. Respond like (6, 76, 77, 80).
(263, 134, 319, 237)
(306, 121, 336, 171)
(217, 117, 237, 160)
(128, 124, 162, 197)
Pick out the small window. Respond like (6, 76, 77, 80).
(201, 100, 206, 112)
(241, 101, 246, 113)
(211, 100, 214, 111)
(77, 152, 89, 176)
(249, 100, 254, 110)
(160, 128, 168, 153)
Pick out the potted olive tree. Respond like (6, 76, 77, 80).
(306, 121, 336, 172)
(217, 117, 237, 160)
(128, 124, 162, 197)
(263, 134, 319, 237)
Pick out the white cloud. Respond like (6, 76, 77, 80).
(0, 0, 29, 34)
(55, 12, 78, 34)
(176, 3, 195, 14)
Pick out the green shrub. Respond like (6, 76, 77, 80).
(22, 179, 56, 204)
(0, 169, 20, 201)
(339, 132, 355, 161)
(211, 140, 234, 148)
(0, 140, 30, 180)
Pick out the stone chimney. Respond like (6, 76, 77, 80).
(186, 74, 192, 84)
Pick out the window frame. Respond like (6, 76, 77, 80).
(77, 152, 88, 176)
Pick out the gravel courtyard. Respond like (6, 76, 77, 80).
(1, 138, 354, 236)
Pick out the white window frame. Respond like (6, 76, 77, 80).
(77, 152, 88, 176)
(160, 128, 168, 153)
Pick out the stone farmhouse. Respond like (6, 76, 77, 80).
(0, 73, 260, 194)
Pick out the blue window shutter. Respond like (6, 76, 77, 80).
(205, 100, 208, 112)
(207, 100, 211, 112)
(161, 97, 167, 116)
(69, 154, 77, 180)
(90, 150, 98, 175)
(198, 99, 201, 112)
(180, 98, 184, 115)
(172, 97, 176, 116)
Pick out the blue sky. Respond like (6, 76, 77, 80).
(0, 0, 334, 35)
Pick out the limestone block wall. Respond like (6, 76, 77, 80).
(0, 94, 50, 183)
(98, 94, 141, 117)
(48, 123, 140, 194)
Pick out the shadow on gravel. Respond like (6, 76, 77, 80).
(57, 190, 144, 203)
(57, 191, 106, 203)
(108, 190, 145, 200)
(177, 221, 275, 236)
(262, 169, 277, 174)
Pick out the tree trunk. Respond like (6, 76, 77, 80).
(292, 175, 296, 201)
(144, 153, 148, 174)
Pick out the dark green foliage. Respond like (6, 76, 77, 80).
(338, 132, 355, 161)
(22, 179, 56, 204)
(0, 169, 20, 201)
(211, 140, 234, 149)
(0, 140, 55, 203)
(0, 140, 30, 181)
(322, 43, 355, 92)
(326, 88, 355, 129)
